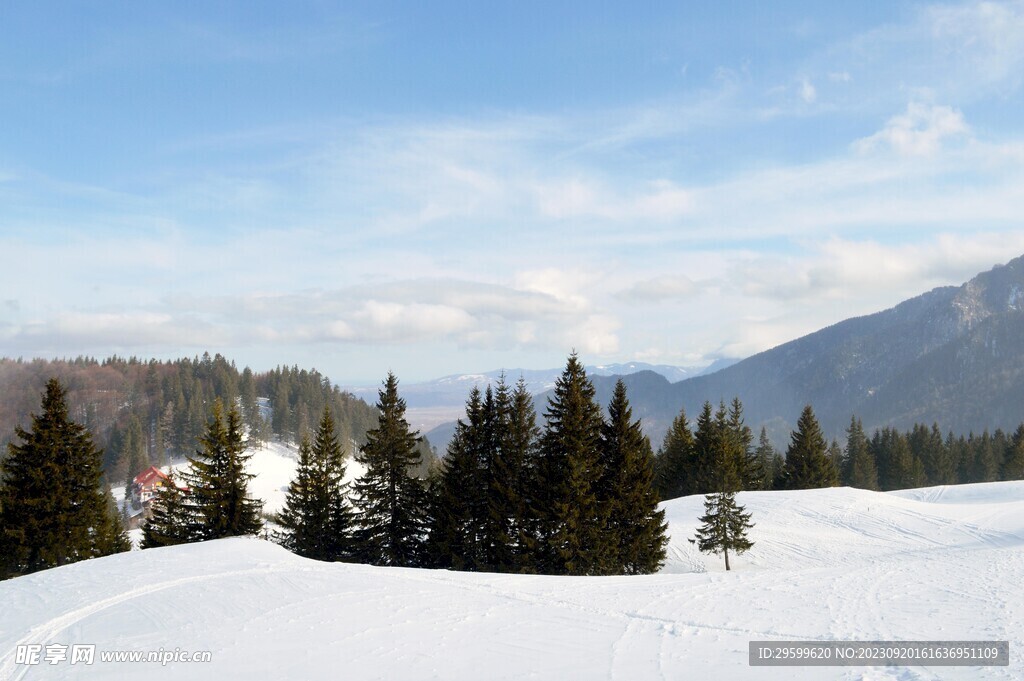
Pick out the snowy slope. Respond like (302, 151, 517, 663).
(2, 483, 1022, 680)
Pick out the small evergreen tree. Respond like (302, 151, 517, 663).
(694, 420, 753, 571)
(141, 472, 192, 548)
(782, 405, 839, 490)
(0, 379, 128, 578)
(352, 373, 427, 567)
(599, 380, 667, 574)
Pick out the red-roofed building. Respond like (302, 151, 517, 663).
(131, 466, 172, 506)
(125, 466, 190, 529)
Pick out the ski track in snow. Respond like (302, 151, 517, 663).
(0, 564, 299, 681)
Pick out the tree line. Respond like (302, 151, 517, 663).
(145, 354, 669, 576)
(653, 403, 1024, 499)
(0, 355, 382, 489)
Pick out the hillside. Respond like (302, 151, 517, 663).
(2, 482, 1020, 680)
(0, 356, 382, 484)
(566, 255, 1024, 448)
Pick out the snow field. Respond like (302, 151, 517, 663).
(1, 481, 1021, 680)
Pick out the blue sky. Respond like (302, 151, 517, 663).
(3, 1, 1024, 383)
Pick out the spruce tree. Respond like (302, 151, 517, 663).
(275, 407, 353, 562)
(843, 416, 879, 490)
(493, 376, 541, 573)
(0, 379, 128, 578)
(425, 387, 488, 570)
(485, 376, 535, 573)
(782, 405, 839, 489)
(141, 471, 192, 548)
(352, 373, 427, 567)
(694, 419, 753, 571)
(655, 408, 696, 500)
(536, 353, 607, 576)
(727, 398, 761, 490)
(599, 380, 667, 574)
(179, 400, 263, 541)
(691, 401, 720, 494)
(753, 427, 783, 490)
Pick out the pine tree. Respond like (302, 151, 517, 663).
(275, 407, 353, 562)
(599, 380, 667, 574)
(782, 405, 839, 490)
(141, 471, 192, 548)
(485, 376, 535, 573)
(655, 408, 696, 500)
(536, 353, 607, 576)
(694, 419, 753, 571)
(425, 387, 488, 570)
(1, 379, 128, 578)
(843, 417, 878, 490)
(691, 401, 720, 494)
(727, 398, 761, 490)
(352, 373, 427, 567)
(179, 400, 263, 541)
(493, 376, 541, 573)
(753, 427, 782, 490)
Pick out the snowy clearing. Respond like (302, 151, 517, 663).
(1, 482, 1021, 680)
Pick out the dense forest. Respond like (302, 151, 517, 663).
(0, 355, 385, 486)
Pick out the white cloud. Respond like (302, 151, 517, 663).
(854, 101, 970, 156)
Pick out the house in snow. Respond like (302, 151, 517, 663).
(127, 466, 186, 529)
(130, 466, 173, 507)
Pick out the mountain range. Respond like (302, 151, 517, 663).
(428, 254, 1024, 451)
(347, 360, 736, 411)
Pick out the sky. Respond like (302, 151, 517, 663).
(3, 1, 1024, 384)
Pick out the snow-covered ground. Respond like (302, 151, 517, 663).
(2, 482, 1021, 680)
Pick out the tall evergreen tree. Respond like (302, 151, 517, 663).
(1, 379, 128, 578)
(484, 376, 534, 572)
(727, 398, 761, 490)
(492, 376, 541, 573)
(753, 427, 783, 490)
(599, 380, 667, 575)
(843, 416, 879, 490)
(276, 408, 353, 561)
(352, 373, 427, 567)
(694, 418, 753, 571)
(425, 387, 488, 570)
(179, 400, 263, 541)
(536, 353, 607, 576)
(691, 401, 721, 494)
(782, 405, 839, 490)
(654, 407, 696, 500)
